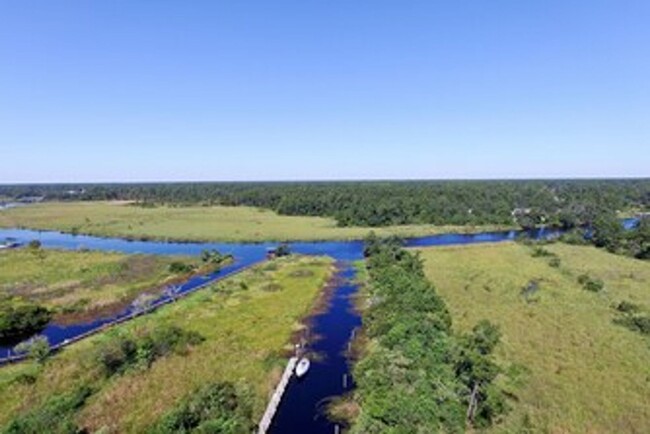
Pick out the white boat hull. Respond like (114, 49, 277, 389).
(295, 357, 310, 378)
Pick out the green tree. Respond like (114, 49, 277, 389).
(591, 213, 624, 252)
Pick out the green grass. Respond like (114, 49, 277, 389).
(0, 201, 514, 242)
(0, 249, 197, 320)
(0, 255, 334, 432)
(416, 242, 650, 433)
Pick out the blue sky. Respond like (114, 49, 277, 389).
(1, 1, 648, 182)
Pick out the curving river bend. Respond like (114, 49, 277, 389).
(0, 221, 637, 433)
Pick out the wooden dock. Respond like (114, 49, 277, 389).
(258, 357, 297, 434)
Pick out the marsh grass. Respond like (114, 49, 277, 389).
(0, 201, 514, 242)
(0, 249, 195, 321)
(417, 242, 650, 433)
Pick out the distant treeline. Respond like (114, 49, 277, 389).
(1, 180, 648, 227)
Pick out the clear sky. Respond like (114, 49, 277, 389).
(1, 1, 648, 183)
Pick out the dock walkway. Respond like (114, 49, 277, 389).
(258, 357, 297, 434)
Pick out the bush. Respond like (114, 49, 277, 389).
(614, 301, 641, 314)
(0, 303, 52, 343)
(150, 382, 253, 434)
(559, 229, 589, 245)
(531, 247, 552, 257)
(96, 326, 204, 376)
(27, 239, 42, 250)
(614, 314, 650, 336)
(577, 274, 604, 292)
(168, 261, 195, 274)
(520, 280, 540, 302)
(275, 243, 291, 257)
(2, 386, 92, 434)
(548, 257, 561, 268)
(14, 335, 50, 363)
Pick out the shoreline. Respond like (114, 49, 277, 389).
(0, 223, 519, 245)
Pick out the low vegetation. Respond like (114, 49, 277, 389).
(0, 255, 333, 432)
(417, 242, 650, 432)
(0, 247, 206, 327)
(149, 382, 253, 434)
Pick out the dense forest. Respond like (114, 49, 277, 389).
(351, 234, 504, 432)
(1, 180, 648, 228)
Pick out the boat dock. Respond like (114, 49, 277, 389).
(258, 357, 297, 434)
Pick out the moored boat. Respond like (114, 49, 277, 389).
(295, 357, 310, 378)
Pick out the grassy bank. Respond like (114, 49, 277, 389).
(417, 242, 650, 432)
(0, 255, 333, 432)
(0, 201, 514, 242)
(0, 248, 201, 323)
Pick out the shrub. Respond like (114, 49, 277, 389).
(559, 229, 589, 245)
(614, 314, 650, 336)
(150, 382, 253, 434)
(14, 335, 50, 363)
(548, 257, 561, 268)
(520, 280, 540, 302)
(0, 303, 52, 343)
(577, 274, 604, 292)
(614, 301, 641, 314)
(531, 247, 552, 257)
(96, 326, 204, 376)
(27, 239, 42, 250)
(2, 386, 92, 434)
(168, 261, 195, 274)
(275, 243, 291, 257)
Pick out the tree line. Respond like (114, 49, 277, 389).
(350, 234, 504, 432)
(1, 179, 648, 228)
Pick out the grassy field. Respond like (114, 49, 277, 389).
(0, 255, 333, 432)
(0, 201, 513, 242)
(417, 242, 650, 433)
(0, 248, 198, 322)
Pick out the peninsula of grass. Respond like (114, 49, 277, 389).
(0, 201, 514, 243)
(0, 248, 205, 325)
(416, 242, 650, 433)
(0, 255, 334, 432)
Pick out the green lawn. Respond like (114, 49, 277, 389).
(0, 248, 197, 321)
(0, 255, 334, 432)
(417, 242, 650, 433)
(0, 201, 513, 242)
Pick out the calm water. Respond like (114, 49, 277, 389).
(0, 219, 639, 433)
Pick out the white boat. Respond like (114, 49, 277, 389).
(295, 357, 310, 378)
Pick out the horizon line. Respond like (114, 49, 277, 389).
(1, 176, 649, 186)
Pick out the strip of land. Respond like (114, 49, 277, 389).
(0, 255, 333, 432)
(0, 201, 514, 242)
(0, 248, 202, 324)
(417, 242, 650, 432)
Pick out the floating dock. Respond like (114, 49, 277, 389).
(258, 357, 298, 434)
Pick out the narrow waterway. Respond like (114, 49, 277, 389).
(270, 262, 361, 434)
(0, 220, 639, 433)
